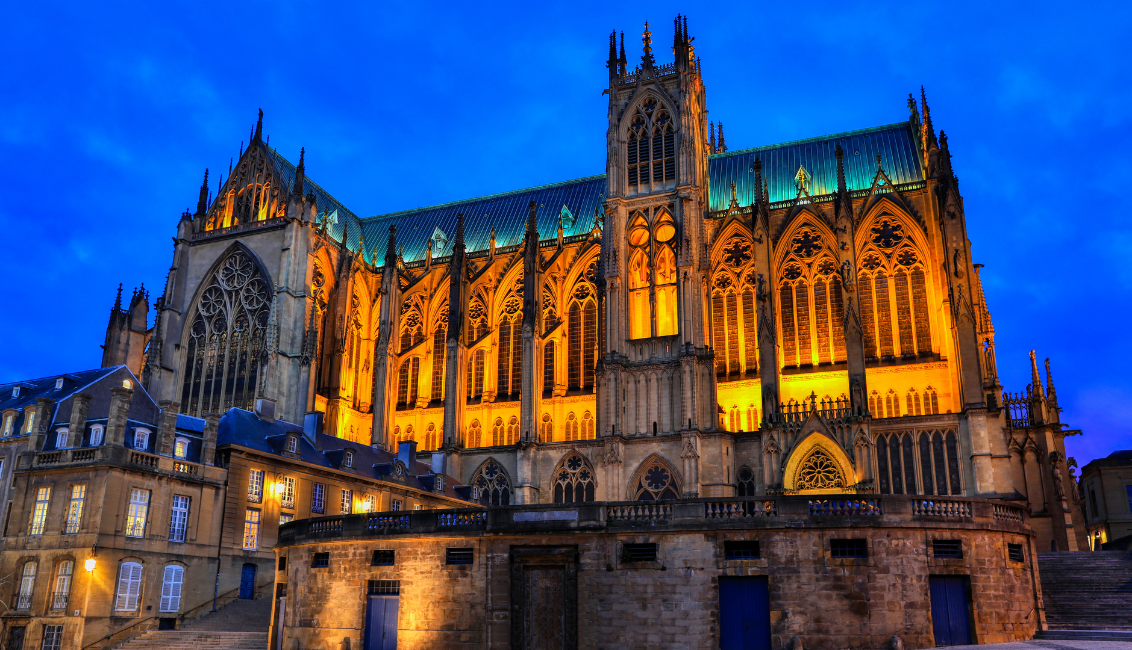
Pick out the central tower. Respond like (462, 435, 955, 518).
(597, 18, 716, 479)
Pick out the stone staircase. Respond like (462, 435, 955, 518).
(114, 598, 272, 650)
(1038, 550, 1132, 630)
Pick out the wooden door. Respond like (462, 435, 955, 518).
(929, 575, 973, 646)
(239, 563, 257, 599)
(364, 595, 399, 650)
(510, 546, 578, 650)
(719, 576, 772, 650)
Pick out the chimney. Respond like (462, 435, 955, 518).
(303, 412, 323, 447)
(66, 393, 92, 449)
(397, 440, 418, 470)
(201, 413, 220, 466)
(29, 398, 54, 452)
(157, 401, 180, 456)
(431, 450, 448, 476)
(105, 386, 134, 447)
(255, 398, 276, 424)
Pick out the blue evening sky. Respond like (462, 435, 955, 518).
(1, 2, 1128, 469)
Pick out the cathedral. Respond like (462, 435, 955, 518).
(106, 17, 1083, 554)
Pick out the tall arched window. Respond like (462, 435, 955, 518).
(878, 430, 962, 496)
(159, 565, 184, 613)
(540, 413, 553, 442)
(857, 218, 933, 360)
(542, 341, 555, 395)
(465, 349, 485, 402)
(778, 227, 846, 368)
(497, 295, 522, 399)
(654, 213, 678, 336)
(399, 308, 424, 353)
(924, 386, 940, 414)
(736, 466, 756, 496)
(491, 419, 504, 446)
(564, 413, 578, 441)
(430, 308, 447, 402)
(506, 416, 519, 445)
(471, 461, 511, 506)
(628, 211, 678, 340)
(115, 561, 143, 612)
(180, 249, 273, 416)
(467, 298, 488, 345)
(467, 420, 481, 448)
(568, 265, 598, 391)
(51, 560, 73, 611)
(425, 423, 437, 451)
(396, 358, 419, 410)
(626, 97, 676, 192)
(628, 215, 651, 339)
(553, 453, 597, 503)
(746, 406, 758, 431)
(582, 412, 594, 439)
(16, 561, 36, 610)
(713, 237, 759, 378)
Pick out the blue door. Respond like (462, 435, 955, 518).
(364, 596, 399, 650)
(239, 563, 257, 599)
(929, 576, 973, 646)
(719, 576, 771, 650)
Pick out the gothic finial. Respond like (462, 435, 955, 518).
(641, 21, 654, 68)
(835, 143, 847, 194)
(876, 153, 883, 169)
(113, 283, 123, 312)
(196, 169, 210, 216)
(939, 131, 953, 177)
(709, 121, 716, 153)
(293, 147, 306, 198)
(229, 157, 233, 175)
(763, 178, 770, 203)
(608, 30, 617, 69)
(254, 109, 263, 142)
(908, 93, 919, 120)
(752, 157, 764, 206)
(527, 199, 538, 237)
(341, 219, 348, 251)
(454, 213, 466, 254)
(730, 181, 737, 203)
(1029, 350, 1043, 397)
(1045, 358, 1059, 408)
(717, 122, 726, 152)
(384, 224, 397, 267)
(618, 31, 627, 75)
(920, 86, 938, 150)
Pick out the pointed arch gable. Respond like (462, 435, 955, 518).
(626, 453, 683, 500)
(709, 219, 755, 259)
(854, 199, 930, 255)
(619, 89, 680, 138)
(782, 431, 856, 494)
(468, 457, 512, 506)
(551, 449, 598, 503)
(772, 213, 840, 270)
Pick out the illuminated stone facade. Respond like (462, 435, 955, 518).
(116, 18, 1086, 555)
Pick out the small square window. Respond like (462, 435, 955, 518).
(446, 548, 474, 565)
(368, 580, 400, 595)
(723, 540, 761, 560)
(372, 550, 395, 566)
(1007, 543, 1025, 563)
(391, 499, 402, 511)
(286, 436, 298, 454)
(278, 556, 287, 571)
(932, 540, 963, 559)
(622, 543, 658, 562)
(830, 539, 868, 559)
(311, 552, 330, 568)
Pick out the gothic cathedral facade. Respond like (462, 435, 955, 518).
(109, 18, 1085, 551)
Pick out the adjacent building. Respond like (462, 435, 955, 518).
(1079, 450, 1132, 550)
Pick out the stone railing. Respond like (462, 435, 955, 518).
(278, 495, 1028, 545)
(19, 446, 222, 483)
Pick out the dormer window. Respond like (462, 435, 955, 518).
(133, 428, 151, 451)
(55, 378, 64, 390)
(285, 435, 298, 454)
(344, 451, 354, 468)
(23, 410, 35, 434)
(11, 387, 20, 398)
(122, 380, 132, 390)
(90, 425, 104, 446)
(174, 437, 190, 459)
(55, 428, 69, 450)
(1, 413, 13, 437)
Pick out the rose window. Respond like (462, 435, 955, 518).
(795, 449, 845, 490)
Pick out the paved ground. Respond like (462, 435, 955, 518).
(949, 641, 1132, 650)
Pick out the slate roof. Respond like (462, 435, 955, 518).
(216, 408, 470, 501)
(1083, 450, 1132, 472)
(261, 118, 923, 264)
(0, 367, 128, 436)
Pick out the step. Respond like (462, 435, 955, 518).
(1038, 630, 1132, 639)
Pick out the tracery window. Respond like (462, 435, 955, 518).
(540, 413, 553, 442)
(491, 418, 504, 446)
(465, 349, 485, 402)
(543, 341, 555, 395)
(736, 466, 756, 496)
(626, 97, 676, 192)
(633, 459, 680, 501)
(727, 405, 742, 432)
(497, 295, 522, 399)
(924, 386, 939, 414)
(564, 413, 579, 441)
(553, 453, 596, 503)
(205, 144, 285, 230)
(568, 263, 598, 390)
(628, 211, 678, 340)
(424, 423, 437, 451)
(430, 307, 448, 402)
(396, 358, 420, 410)
(399, 308, 424, 353)
(885, 389, 900, 418)
(180, 249, 272, 417)
(795, 448, 845, 490)
(746, 406, 759, 431)
(712, 239, 758, 378)
(467, 420, 481, 448)
(581, 412, 594, 439)
(777, 227, 845, 368)
(506, 416, 519, 445)
(877, 430, 961, 495)
(467, 298, 488, 345)
(471, 461, 511, 506)
(857, 218, 933, 360)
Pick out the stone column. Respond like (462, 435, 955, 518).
(105, 386, 134, 447)
(201, 413, 220, 466)
(157, 400, 180, 456)
(28, 398, 54, 452)
(66, 393, 92, 449)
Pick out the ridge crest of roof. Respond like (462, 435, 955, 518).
(710, 122, 913, 159)
(363, 174, 607, 222)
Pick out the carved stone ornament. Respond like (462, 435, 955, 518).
(840, 260, 855, 291)
(604, 441, 622, 465)
(681, 437, 699, 460)
(763, 435, 781, 454)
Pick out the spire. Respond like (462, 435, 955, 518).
(752, 157, 763, 205)
(717, 122, 727, 153)
(709, 121, 716, 153)
(683, 15, 690, 61)
(526, 199, 538, 239)
(908, 93, 919, 123)
(1029, 350, 1044, 398)
(836, 143, 853, 220)
(920, 86, 938, 151)
(641, 22, 655, 68)
(607, 30, 618, 72)
(113, 283, 123, 313)
(384, 224, 397, 268)
(254, 109, 263, 143)
(939, 131, 954, 178)
(618, 31, 627, 76)
(195, 169, 210, 216)
(293, 147, 305, 198)
(1045, 358, 1059, 410)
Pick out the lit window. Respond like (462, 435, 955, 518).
(279, 513, 294, 525)
(55, 428, 69, 450)
(168, 496, 190, 543)
(391, 499, 402, 512)
(341, 490, 353, 514)
(115, 562, 143, 611)
(159, 565, 184, 613)
(65, 485, 86, 534)
(344, 451, 354, 468)
(133, 428, 150, 450)
(311, 483, 325, 514)
(2, 413, 13, 437)
(29, 486, 51, 535)
(247, 469, 264, 503)
(286, 435, 298, 454)
(125, 488, 150, 538)
(51, 561, 73, 610)
(11, 387, 20, 398)
(23, 410, 35, 434)
(174, 437, 189, 459)
(90, 425, 104, 446)
(243, 508, 261, 550)
(281, 477, 295, 510)
(41, 625, 62, 650)
(16, 561, 36, 609)
(365, 495, 377, 512)
(55, 378, 63, 390)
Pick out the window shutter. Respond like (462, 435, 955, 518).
(161, 566, 183, 612)
(117, 563, 143, 611)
